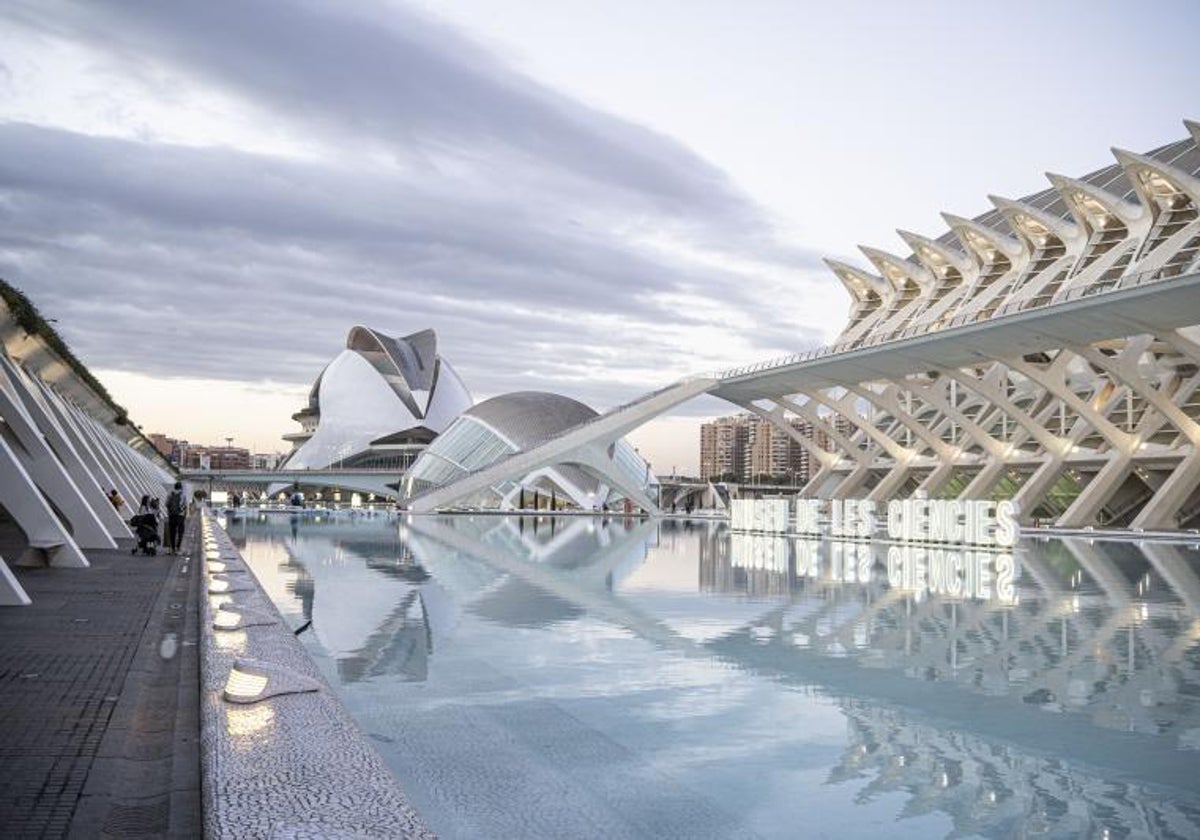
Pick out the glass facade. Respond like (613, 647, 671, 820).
(404, 411, 653, 508)
(404, 416, 517, 498)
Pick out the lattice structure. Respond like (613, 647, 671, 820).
(727, 120, 1200, 529)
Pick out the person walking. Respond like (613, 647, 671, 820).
(165, 481, 187, 555)
(107, 488, 124, 511)
(149, 497, 162, 540)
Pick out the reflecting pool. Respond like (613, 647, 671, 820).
(225, 512, 1200, 839)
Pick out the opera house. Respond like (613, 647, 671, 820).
(283, 326, 472, 473)
(283, 327, 653, 510)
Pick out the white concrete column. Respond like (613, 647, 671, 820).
(800, 464, 839, 497)
(0, 434, 88, 568)
(1, 357, 131, 539)
(916, 463, 955, 497)
(0, 381, 116, 549)
(845, 383, 957, 462)
(117, 430, 167, 491)
(0, 555, 31, 606)
(55, 398, 141, 509)
(945, 366, 1066, 457)
(772, 396, 868, 463)
(78, 411, 150, 500)
(1132, 451, 1200, 530)
(1057, 454, 1133, 528)
(830, 463, 873, 499)
(121, 433, 174, 494)
(960, 459, 1008, 501)
(29, 377, 138, 532)
(866, 463, 915, 502)
(1012, 457, 1065, 520)
(99, 424, 159, 500)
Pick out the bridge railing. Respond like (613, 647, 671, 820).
(713, 263, 1197, 381)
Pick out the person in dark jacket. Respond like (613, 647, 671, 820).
(164, 482, 187, 555)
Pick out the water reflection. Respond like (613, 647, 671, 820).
(230, 511, 1200, 838)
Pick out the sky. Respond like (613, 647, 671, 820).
(0, 0, 1197, 473)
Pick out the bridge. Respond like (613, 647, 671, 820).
(406, 267, 1200, 522)
(178, 467, 404, 499)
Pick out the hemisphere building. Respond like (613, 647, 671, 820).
(403, 391, 655, 511)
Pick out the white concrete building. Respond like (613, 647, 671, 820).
(283, 326, 473, 474)
(0, 287, 175, 605)
(713, 119, 1200, 529)
(412, 120, 1200, 528)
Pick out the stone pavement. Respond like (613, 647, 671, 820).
(0, 516, 202, 838)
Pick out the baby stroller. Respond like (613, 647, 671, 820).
(129, 513, 160, 555)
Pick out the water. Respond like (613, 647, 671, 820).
(225, 512, 1200, 838)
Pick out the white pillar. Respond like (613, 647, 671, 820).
(0, 556, 31, 606)
(1057, 454, 1132, 528)
(1, 357, 132, 539)
(97, 423, 157, 500)
(0, 434, 88, 568)
(78, 410, 152, 501)
(0, 378, 116, 549)
(52, 396, 141, 510)
(1132, 451, 1200, 530)
(28, 377, 137, 534)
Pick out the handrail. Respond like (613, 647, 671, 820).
(714, 263, 1197, 381)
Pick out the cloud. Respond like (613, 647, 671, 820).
(3, 0, 768, 230)
(0, 1, 830, 416)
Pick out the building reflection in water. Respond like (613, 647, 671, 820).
(233, 511, 1200, 837)
(706, 528, 1200, 836)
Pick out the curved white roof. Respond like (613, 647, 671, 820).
(285, 325, 473, 469)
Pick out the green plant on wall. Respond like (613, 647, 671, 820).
(0, 277, 129, 423)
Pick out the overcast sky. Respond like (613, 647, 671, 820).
(1, 0, 1197, 471)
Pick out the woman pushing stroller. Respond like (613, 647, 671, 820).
(130, 495, 162, 555)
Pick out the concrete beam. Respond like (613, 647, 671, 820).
(1132, 450, 1200, 530)
(1, 357, 132, 539)
(0, 555, 31, 606)
(0, 434, 87, 569)
(1057, 455, 1133, 528)
(0, 379, 116, 549)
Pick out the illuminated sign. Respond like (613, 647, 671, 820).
(729, 533, 788, 573)
(731, 535, 1019, 604)
(733, 496, 1019, 548)
(886, 544, 1017, 604)
(729, 498, 790, 534)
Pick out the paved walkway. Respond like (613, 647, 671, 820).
(0, 517, 202, 838)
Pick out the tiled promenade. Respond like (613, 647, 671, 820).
(0, 518, 202, 837)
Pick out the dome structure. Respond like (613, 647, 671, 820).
(402, 391, 653, 510)
(283, 326, 472, 472)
